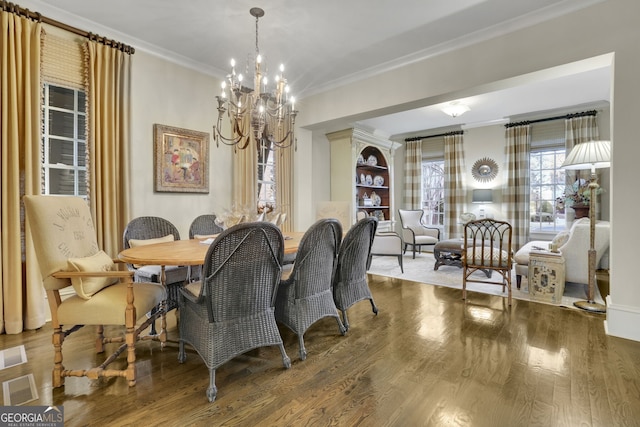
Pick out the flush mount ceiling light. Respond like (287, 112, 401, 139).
(441, 102, 470, 118)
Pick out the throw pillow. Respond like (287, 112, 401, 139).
(551, 230, 571, 248)
(67, 250, 119, 299)
(194, 234, 218, 240)
(128, 234, 174, 248)
(128, 234, 174, 268)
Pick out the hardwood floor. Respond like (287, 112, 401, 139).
(1, 274, 639, 427)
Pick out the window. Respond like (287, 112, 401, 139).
(529, 120, 567, 233)
(257, 141, 276, 211)
(421, 159, 445, 226)
(42, 84, 87, 197)
(529, 149, 566, 232)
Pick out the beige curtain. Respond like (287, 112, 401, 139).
(403, 140, 422, 209)
(444, 133, 465, 239)
(1, 11, 45, 333)
(84, 41, 131, 255)
(565, 113, 599, 188)
(504, 125, 531, 250)
(275, 145, 293, 232)
(232, 112, 294, 231)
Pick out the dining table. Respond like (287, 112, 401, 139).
(118, 231, 304, 285)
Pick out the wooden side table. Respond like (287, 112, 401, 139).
(529, 250, 566, 304)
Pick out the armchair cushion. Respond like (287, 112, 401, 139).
(67, 250, 119, 299)
(465, 248, 511, 268)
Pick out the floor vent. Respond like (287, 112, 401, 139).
(3, 374, 38, 406)
(0, 345, 27, 370)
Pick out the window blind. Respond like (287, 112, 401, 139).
(41, 32, 84, 89)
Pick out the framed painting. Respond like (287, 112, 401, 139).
(154, 124, 210, 193)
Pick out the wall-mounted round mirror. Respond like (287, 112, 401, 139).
(472, 157, 498, 182)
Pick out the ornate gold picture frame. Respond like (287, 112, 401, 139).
(154, 124, 209, 193)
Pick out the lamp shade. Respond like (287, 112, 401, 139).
(562, 140, 611, 170)
(472, 189, 493, 203)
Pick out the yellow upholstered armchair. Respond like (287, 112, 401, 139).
(24, 195, 167, 388)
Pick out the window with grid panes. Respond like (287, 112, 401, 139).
(42, 84, 87, 197)
(529, 120, 566, 232)
(421, 159, 445, 226)
(257, 141, 276, 211)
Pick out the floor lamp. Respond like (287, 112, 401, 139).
(561, 140, 611, 313)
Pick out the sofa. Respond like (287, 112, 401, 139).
(514, 218, 610, 289)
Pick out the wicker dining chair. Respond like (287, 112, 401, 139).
(24, 195, 166, 388)
(188, 214, 224, 239)
(188, 214, 224, 281)
(178, 222, 291, 402)
(332, 216, 378, 331)
(275, 218, 346, 361)
(122, 216, 189, 312)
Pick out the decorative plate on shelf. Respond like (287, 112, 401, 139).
(357, 154, 365, 165)
(373, 175, 384, 186)
(365, 175, 373, 185)
(367, 155, 378, 166)
(371, 191, 381, 206)
(360, 173, 366, 185)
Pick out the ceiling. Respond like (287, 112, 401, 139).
(19, 0, 610, 138)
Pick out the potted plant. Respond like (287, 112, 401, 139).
(564, 178, 602, 218)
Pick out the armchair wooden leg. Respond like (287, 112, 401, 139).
(95, 325, 105, 353)
(52, 325, 65, 388)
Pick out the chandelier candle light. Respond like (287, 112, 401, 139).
(213, 7, 298, 151)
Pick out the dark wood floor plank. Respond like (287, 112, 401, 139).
(1, 273, 639, 426)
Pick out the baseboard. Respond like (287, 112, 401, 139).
(605, 295, 640, 342)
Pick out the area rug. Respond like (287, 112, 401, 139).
(367, 251, 604, 309)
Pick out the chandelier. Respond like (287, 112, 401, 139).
(213, 7, 298, 151)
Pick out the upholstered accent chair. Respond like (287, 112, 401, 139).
(332, 217, 378, 331)
(275, 218, 346, 360)
(122, 216, 189, 311)
(357, 211, 404, 272)
(177, 222, 291, 402)
(514, 218, 610, 289)
(398, 209, 440, 258)
(462, 219, 513, 306)
(24, 195, 166, 388)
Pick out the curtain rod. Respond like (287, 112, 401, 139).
(505, 110, 596, 128)
(404, 130, 464, 142)
(1, 1, 135, 54)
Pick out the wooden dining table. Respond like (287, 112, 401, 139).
(118, 232, 304, 268)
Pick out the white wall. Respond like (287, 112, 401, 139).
(129, 52, 232, 238)
(463, 126, 506, 220)
(298, 0, 640, 342)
